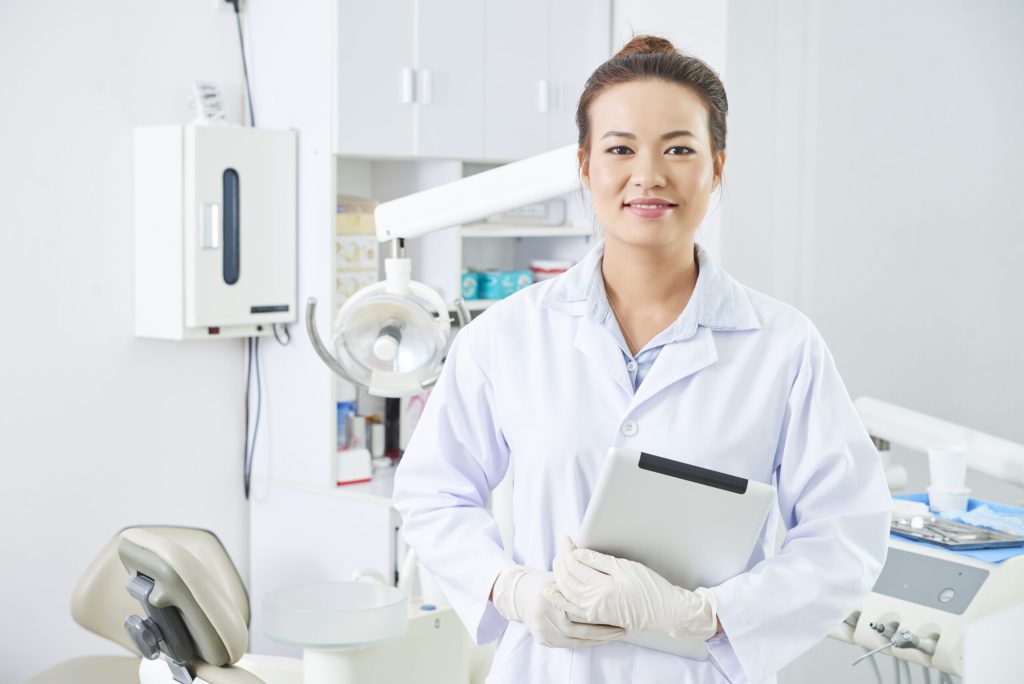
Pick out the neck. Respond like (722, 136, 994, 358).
(601, 236, 698, 313)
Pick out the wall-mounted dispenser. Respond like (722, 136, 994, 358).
(133, 125, 297, 339)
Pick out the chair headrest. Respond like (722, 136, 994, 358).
(71, 526, 250, 666)
(118, 527, 250, 667)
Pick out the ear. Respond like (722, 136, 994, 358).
(711, 150, 726, 193)
(577, 147, 591, 191)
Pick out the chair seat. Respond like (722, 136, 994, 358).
(27, 655, 140, 684)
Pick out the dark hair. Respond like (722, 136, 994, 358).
(576, 35, 728, 164)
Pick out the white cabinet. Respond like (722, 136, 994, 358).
(547, 0, 612, 149)
(484, 0, 612, 161)
(417, 1, 486, 159)
(483, 0, 550, 161)
(336, 0, 610, 161)
(334, 0, 484, 160)
(133, 126, 297, 340)
(335, 0, 417, 157)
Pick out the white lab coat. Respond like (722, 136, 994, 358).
(393, 241, 891, 684)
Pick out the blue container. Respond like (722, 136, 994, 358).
(336, 401, 357, 447)
(478, 271, 501, 300)
(495, 271, 535, 298)
(461, 272, 478, 300)
(513, 270, 534, 292)
(498, 272, 518, 298)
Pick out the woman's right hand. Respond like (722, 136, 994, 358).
(491, 566, 626, 649)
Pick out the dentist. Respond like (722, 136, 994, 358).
(393, 35, 891, 683)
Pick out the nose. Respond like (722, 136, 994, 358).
(630, 150, 667, 189)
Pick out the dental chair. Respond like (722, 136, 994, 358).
(27, 526, 301, 684)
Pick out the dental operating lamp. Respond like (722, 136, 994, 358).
(306, 144, 581, 397)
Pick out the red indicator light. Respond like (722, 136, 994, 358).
(208, 327, 220, 335)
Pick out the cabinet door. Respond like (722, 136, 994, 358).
(335, 0, 416, 157)
(548, 0, 611, 148)
(483, 0, 549, 161)
(416, 0, 485, 159)
(184, 127, 297, 328)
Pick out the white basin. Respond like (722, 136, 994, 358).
(263, 582, 407, 649)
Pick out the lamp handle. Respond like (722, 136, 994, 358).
(305, 297, 362, 385)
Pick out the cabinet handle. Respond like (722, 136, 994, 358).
(200, 202, 220, 250)
(420, 69, 433, 105)
(537, 79, 549, 113)
(401, 67, 415, 104)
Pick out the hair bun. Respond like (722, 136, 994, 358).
(614, 35, 677, 58)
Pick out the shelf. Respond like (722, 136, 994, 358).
(464, 299, 500, 311)
(460, 223, 593, 238)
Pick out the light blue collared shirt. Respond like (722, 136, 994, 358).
(587, 246, 706, 392)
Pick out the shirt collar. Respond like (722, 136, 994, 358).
(541, 239, 761, 337)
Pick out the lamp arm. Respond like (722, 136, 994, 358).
(374, 143, 580, 241)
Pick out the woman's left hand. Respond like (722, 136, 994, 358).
(550, 536, 719, 639)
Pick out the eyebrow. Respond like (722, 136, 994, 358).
(600, 130, 696, 141)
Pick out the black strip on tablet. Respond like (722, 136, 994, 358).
(638, 452, 748, 494)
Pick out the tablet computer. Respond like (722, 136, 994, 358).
(576, 447, 776, 659)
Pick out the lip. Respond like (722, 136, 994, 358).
(624, 197, 676, 207)
(624, 197, 677, 219)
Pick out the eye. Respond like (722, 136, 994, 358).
(605, 146, 633, 155)
(667, 146, 695, 155)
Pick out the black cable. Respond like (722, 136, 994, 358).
(254, 337, 263, 467)
(243, 336, 262, 498)
(272, 323, 292, 345)
(243, 336, 253, 497)
(228, 0, 256, 127)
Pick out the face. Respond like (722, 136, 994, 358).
(579, 79, 725, 251)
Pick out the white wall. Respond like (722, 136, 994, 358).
(724, 1, 1024, 682)
(724, 0, 1024, 449)
(613, 0, 727, 75)
(0, 2, 253, 681)
(243, 0, 341, 657)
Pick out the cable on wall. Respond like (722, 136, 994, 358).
(227, 0, 256, 127)
(243, 336, 262, 498)
(227, 0, 263, 498)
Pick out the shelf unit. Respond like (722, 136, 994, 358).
(454, 221, 593, 314)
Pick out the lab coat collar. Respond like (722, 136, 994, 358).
(542, 239, 762, 335)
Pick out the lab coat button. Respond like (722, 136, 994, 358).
(626, 360, 638, 372)
(621, 420, 638, 436)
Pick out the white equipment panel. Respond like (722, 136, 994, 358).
(831, 537, 1024, 678)
(134, 125, 297, 339)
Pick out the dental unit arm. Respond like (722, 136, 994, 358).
(856, 397, 1024, 489)
(830, 398, 1024, 680)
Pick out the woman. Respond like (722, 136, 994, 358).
(393, 35, 891, 684)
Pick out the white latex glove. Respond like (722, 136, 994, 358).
(551, 537, 719, 640)
(491, 565, 626, 649)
